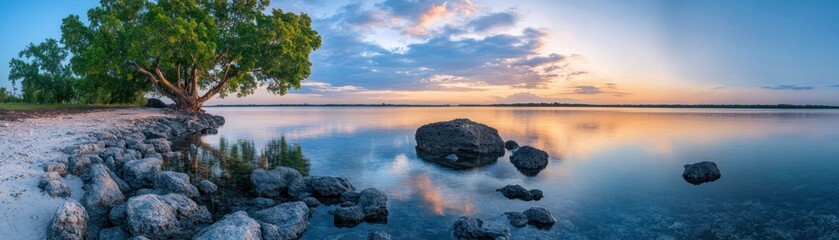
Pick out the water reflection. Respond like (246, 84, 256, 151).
(168, 135, 310, 219)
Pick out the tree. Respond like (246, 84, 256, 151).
(61, 0, 321, 112)
(0, 87, 9, 103)
(8, 39, 77, 103)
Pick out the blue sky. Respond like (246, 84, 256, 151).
(2, 0, 838, 104)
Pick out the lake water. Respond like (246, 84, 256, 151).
(170, 107, 839, 239)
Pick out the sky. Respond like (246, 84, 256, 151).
(1, 0, 838, 105)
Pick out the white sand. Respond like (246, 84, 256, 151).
(0, 108, 170, 239)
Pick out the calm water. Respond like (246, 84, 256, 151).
(171, 107, 839, 239)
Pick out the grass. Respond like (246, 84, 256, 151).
(0, 102, 139, 111)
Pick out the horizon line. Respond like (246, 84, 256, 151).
(203, 103, 839, 109)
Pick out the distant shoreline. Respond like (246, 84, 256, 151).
(204, 103, 839, 109)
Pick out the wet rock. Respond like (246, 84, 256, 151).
(368, 231, 392, 240)
(504, 140, 520, 150)
(250, 197, 277, 209)
(452, 216, 510, 240)
(682, 161, 721, 185)
(82, 164, 125, 209)
(302, 197, 320, 208)
(509, 146, 549, 176)
(125, 194, 211, 239)
(146, 98, 167, 108)
(198, 180, 218, 194)
(251, 167, 303, 197)
(195, 211, 262, 240)
(415, 119, 505, 169)
(98, 227, 129, 240)
(332, 206, 365, 227)
(121, 158, 162, 189)
(332, 188, 388, 227)
(252, 201, 310, 240)
(505, 212, 528, 228)
(306, 176, 355, 197)
(47, 200, 88, 240)
(44, 162, 68, 177)
(155, 171, 199, 198)
(340, 191, 360, 204)
(496, 185, 543, 201)
(523, 207, 556, 228)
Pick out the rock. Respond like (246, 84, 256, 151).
(195, 211, 262, 240)
(509, 146, 549, 176)
(39, 171, 62, 189)
(682, 161, 721, 185)
(45, 179, 72, 198)
(69, 154, 94, 176)
(305, 176, 355, 197)
(252, 201, 310, 240)
(250, 197, 277, 209)
(504, 140, 519, 150)
(368, 231, 392, 240)
(340, 201, 355, 207)
(145, 138, 172, 153)
(287, 178, 312, 199)
(155, 171, 199, 198)
(415, 119, 505, 169)
(495, 185, 543, 201)
(250, 167, 303, 197)
(452, 216, 510, 240)
(98, 227, 129, 240)
(109, 203, 127, 226)
(121, 158, 162, 189)
(44, 162, 68, 177)
(128, 237, 150, 240)
(505, 212, 528, 228)
(302, 197, 320, 208)
(340, 191, 360, 204)
(188, 144, 198, 155)
(125, 194, 211, 239)
(162, 151, 183, 161)
(358, 188, 388, 220)
(198, 180, 218, 194)
(83, 164, 125, 209)
(98, 147, 126, 170)
(47, 200, 88, 240)
(523, 207, 556, 228)
(332, 206, 365, 227)
(147, 98, 167, 108)
(205, 128, 219, 134)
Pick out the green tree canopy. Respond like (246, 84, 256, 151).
(61, 0, 321, 112)
(8, 39, 77, 103)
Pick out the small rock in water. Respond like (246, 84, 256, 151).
(368, 231, 393, 240)
(509, 146, 549, 176)
(452, 216, 510, 240)
(504, 140, 519, 150)
(522, 207, 556, 228)
(504, 212, 528, 228)
(496, 185, 543, 201)
(682, 161, 721, 185)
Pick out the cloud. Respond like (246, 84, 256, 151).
(494, 92, 576, 104)
(566, 84, 630, 96)
(466, 11, 517, 32)
(762, 85, 814, 90)
(829, 85, 839, 88)
(377, 0, 477, 37)
(300, 81, 363, 92)
(571, 86, 602, 94)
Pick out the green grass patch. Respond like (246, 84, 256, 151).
(0, 103, 139, 111)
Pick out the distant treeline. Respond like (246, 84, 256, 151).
(206, 103, 839, 109)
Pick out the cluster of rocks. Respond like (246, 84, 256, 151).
(496, 185, 543, 201)
(682, 161, 722, 185)
(43, 112, 226, 239)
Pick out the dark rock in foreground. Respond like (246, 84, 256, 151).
(504, 140, 519, 150)
(496, 185, 543, 201)
(415, 119, 505, 169)
(47, 200, 88, 240)
(682, 161, 721, 185)
(523, 207, 556, 228)
(194, 211, 262, 240)
(509, 146, 549, 176)
(452, 216, 510, 240)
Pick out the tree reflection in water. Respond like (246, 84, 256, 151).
(167, 136, 310, 220)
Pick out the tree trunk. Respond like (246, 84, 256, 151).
(170, 95, 205, 114)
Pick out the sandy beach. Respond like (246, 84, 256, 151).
(0, 108, 169, 239)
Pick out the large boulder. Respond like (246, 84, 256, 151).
(496, 185, 543, 201)
(415, 119, 505, 169)
(509, 146, 549, 176)
(47, 200, 88, 240)
(121, 158, 162, 189)
(452, 216, 510, 240)
(252, 201, 310, 240)
(522, 207, 556, 228)
(155, 171, 199, 198)
(125, 194, 212, 239)
(82, 164, 125, 209)
(250, 167, 303, 197)
(682, 161, 721, 185)
(305, 176, 354, 197)
(195, 211, 263, 240)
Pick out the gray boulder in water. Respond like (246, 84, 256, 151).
(194, 211, 263, 240)
(504, 212, 528, 228)
(47, 200, 88, 240)
(452, 216, 510, 240)
(415, 119, 505, 169)
(496, 185, 543, 201)
(523, 207, 556, 228)
(251, 167, 303, 197)
(305, 176, 355, 197)
(332, 188, 389, 227)
(682, 161, 721, 185)
(252, 201, 310, 240)
(509, 146, 549, 176)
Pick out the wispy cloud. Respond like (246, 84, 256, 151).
(829, 85, 839, 88)
(762, 85, 814, 90)
(567, 84, 630, 97)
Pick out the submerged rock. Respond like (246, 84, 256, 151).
(332, 188, 388, 227)
(496, 185, 543, 201)
(682, 161, 722, 185)
(504, 140, 520, 150)
(452, 216, 510, 240)
(47, 200, 88, 240)
(252, 201, 310, 240)
(509, 146, 549, 176)
(195, 211, 262, 240)
(505, 212, 528, 228)
(415, 119, 505, 169)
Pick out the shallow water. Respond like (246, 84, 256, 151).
(170, 107, 839, 239)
